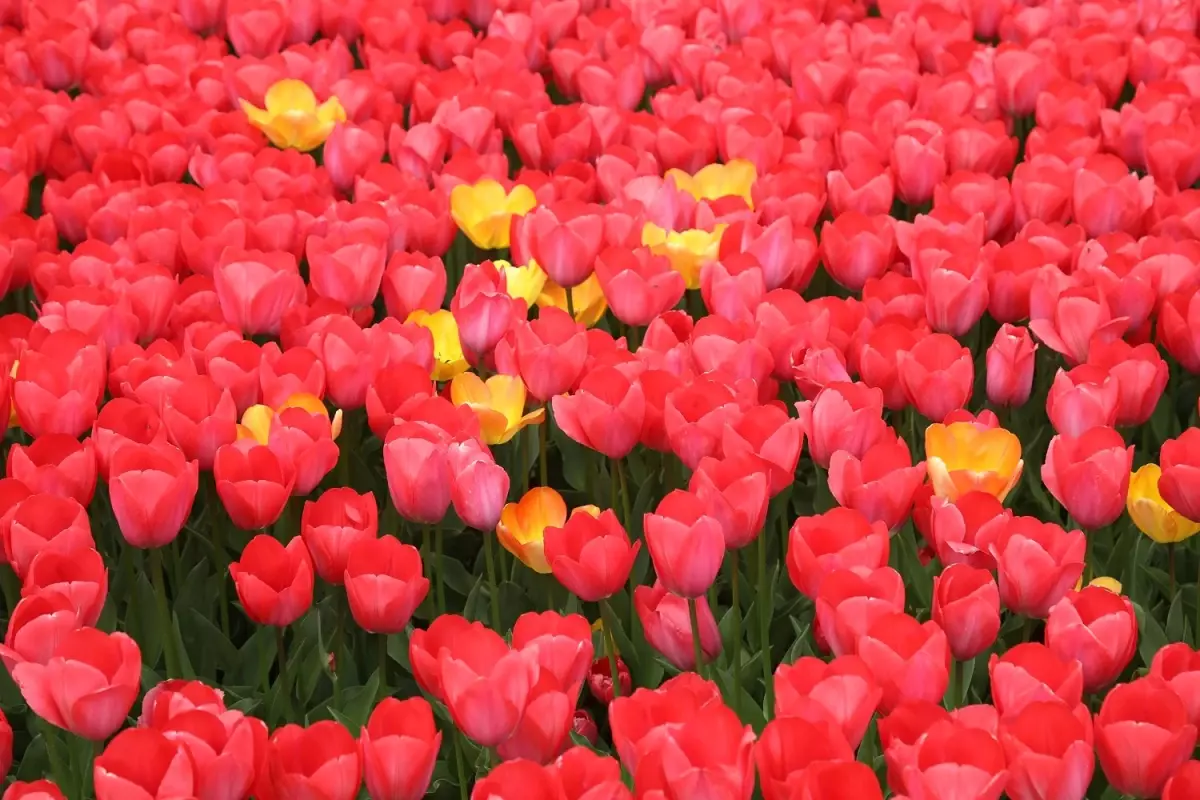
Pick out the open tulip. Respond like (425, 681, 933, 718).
(300, 488, 378, 585)
(497, 487, 568, 574)
(990, 517, 1086, 618)
(689, 454, 770, 549)
(878, 701, 954, 795)
(787, 507, 890, 599)
(437, 621, 537, 748)
(93, 728, 196, 800)
(1045, 587, 1137, 692)
(158, 708, 259, 800)
(796, 382, 890, 469)
(3, 494, 93, 582)
(1041, 427, 1133, 530)
(229, 535, 314, 627)
(22, 546, 107, 627)
(828, 434, 926, 531)
(814, 567, 906, 658)
(361, 698, 441, 800)
(1128, 464, 1200, 544)
(552, 366, 645, 459)
(856, 612, 951, 712)
(1096, 677, 1197, 798)
(451, 372, 544, 445)
(450, 179, 537, 250)
(925, 421, 1023, 503)
(241, 79, 346, 152)
(6, 435, 95, 506)
(632, 702, 755, 800)
(774, 655, 882, 750)
(1046, 366, 1120, 437)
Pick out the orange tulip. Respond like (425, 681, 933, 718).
(496, 487, 569, 574)
(925, 422, 1023, 502)
(241, 79, 345, 152)
(449, 373, 544, 445)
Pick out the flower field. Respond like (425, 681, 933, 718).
(4, 0, 1200, 797)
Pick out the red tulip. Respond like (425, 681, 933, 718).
(857, 319, 923, 410)
(1045, 587, 1137, 693)
(557, 747, 631, 800)
(213, 440, 295, 530)
(22, 545, 107, 627)
(13, 627, 140, 741)
(827, 160, 894, 217)
(306, 226, 388, 311)
(552, 366, 646, 459)
(664, 376, 748, 470)
(1029, 280, 1128, 367)
(496, 663, 577, 765)
(1096, 677, 1198, 798)
(997, 699, 1095, 800)
(587, 655, 632, 705)
(902, 720, 1008, 800)
(0, 709, 10, 779)
(897, 333, 974, 423)
(634, 582, 721, 671)
(755, 716, 853, 800)
(827, 434, 926, 532)
(471, 760, 560, 799)
(795, 382, 890, 469)
(2, 494, 93, 581)
(819, 212, 896, 291)
(159, 708, 260, 800)
(720, 404, 804, 496)
(1045, 365, 1120, 437)
(436, 619, 537, 748)
(593, 246, 686, 326)
(6, 435, 95, 506)
(609, 673, 723, 771)
(91, 398, 168, 481)
(213, 249, 306, 336)
(543, 508, 639, 602)
(789, 762, 884, 800)
(381, 252, 447, 323)
(878, 701, 953, 796)
(989, 643, 1085, 719)
(689, 454, 769, 549)
(108, 443, 199, 549)
(264, 406, 340, 497)
(932, 564, 1001, 661)
(774, 655, 882, 750)
(786, 508, 890, 600)
(814, 567, 906, 658)
(451, 262, 525, 363)
(3, 781, 65, 800)
(986, 324, 1037, 408)
(161, 375, 239, 470)
(138, 679, 228, 728)
(514, 308, 588, 403)
(93, 728, 197, 800)
(856, 612, 951, 713)
(1164, 762, 1200, 800)
(632, 702, 756, 800)
(1159, 429, 1200, 524)
(0, 590, 85, 670)
(383, 421, 455, 526)
(1086, 339, 1169, 427)
(644, 489, 725, 598)
(229, 535, 314, 627)
(12, 331, 104, 440)
(343, 532, 427, 633)
(1151, 644, 1200, 727)
(512, 202, 604, 288)
(263, 721, 362, 800)
(1041, 427, 1133, 530)
(360, 698, 441, 800)
(300, 488, 378, 586)
(1072, 153, 1155, 238)
(990, 517, 1086, 619)
(512, 611, 593, 695)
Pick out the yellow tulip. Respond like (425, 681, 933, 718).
(406, 309, 469, 382)
(641, 222, 726, 290)
(496, 260, 547, 307)
(1076, 576, 1123, 594)
(241, 79, 345, 152)
(537, 273, 608, 328)
(665, 160, 758, 207)
(450, 179, 538, 250)
(925, 422, 1024, 503)
(1127, 463, 1200, 544)
(236, 393, 343, 444)
(496, 487, 568, 574)
(449, 373, 544, 445)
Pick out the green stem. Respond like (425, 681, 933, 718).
(1022, 616, 1034, 644)
(688, 596, 705, 677)
(149, 547, 182, 677)
(333, 589, 346, 708)
(757, 533, 774, 716)
(276, 626, 293, 722)
(566, 286, 576, 320)
(539, 404, 549, 486)
(435, 524, 446, 612)
(378, 633, 389, 701)
(484, 531, 502, 632)
(730, 548, 742, 718)
(41, 722, 67, 791)
(599, 599, 622, 699)
(454, 732, 471, 800)
(1169, 542, 1177, 600)
(0, 565, 20, 618)
(945, 658, 959, 711)
(616, 457, 632, 529)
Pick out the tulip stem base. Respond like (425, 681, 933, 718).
(150, 546, 183, 678)
(484, 530, 503, 632)
(276, 626, 293, 723)
(757, 533, 774, 716)
(945, 658, 959, 711)
(435, 524, 446, 612)
(454, 731, 471, 800)
(539, 404, 549, 487)
(377, 633, 389, 701)
(689, 596, 705, 678)
(730, 548, 742, 719)
(600, 598, 622, 698)
(40, 722, 68, 793)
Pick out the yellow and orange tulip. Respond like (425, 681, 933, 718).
(496, 487, 568, 574)
(497, 260, 548, 307)
(406, 309, 469, 382)
(925, 422, 1024, 503)
(665, 160, 757, 207)
(1127, 463, 1200, 545)
(641, 223, 727, 290)
(236, 392, 343, 444)
(450, 179, 538, 250)
(241, 79, 345, 152)
(449, 373, 545, 445)
(537, 273, 608, 328)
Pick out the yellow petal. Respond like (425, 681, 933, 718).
(239, 405, 274, 445)
(264, 79, 319, 115)
(1128, 463, 1200, 544)
(484, 375, 528, 425)
(450, 372, 491, 407)
(279, 392, 329, 418)
(505, 184, 538, 216)
(501, 261, 547, 306)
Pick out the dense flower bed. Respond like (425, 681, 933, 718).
(2, 0, 1200, 798)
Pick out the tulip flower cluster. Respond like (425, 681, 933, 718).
(3, 0, 1200, 797)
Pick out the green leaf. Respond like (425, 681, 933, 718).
(170, 610, 197, 679)
(1167, 590, 1188, 643)
(329, 670, 381, 732)
(1135, 602, 1170, 668)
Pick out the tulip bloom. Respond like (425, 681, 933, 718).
(213, 440, 294, 530)
(4, 781, 65, 800)
(634, 582, 721, 671)
(552, 367, 645, 459)
(514, 307, 588, 403)
(991, 517, 1087, 619)
(999, 701, 1095, 800)
(1128, 464, 1200, 544)
(878, 701, 953, 795)
(343, 535, 428, 635)
(406, 309, 469, 382)
(543, 509, 639, 602)
(448, 440, 509, 532)
(644, 489, 725, 598)
(241, 79, 346, 152)
(594, 246, 686, 326)
(932, 564, 1001, 661)
(22, 546, 108, 628)
(796, 382, 890, 469)
(786, 507, 890, 599)
(1096, 678, 1197, 798)
(360, 698, 441, 800)
(3, 494, 93, 582)
(108, 443, 200, 549)
(450, 373, 544, 445)
(774, 655, 882, 750)
(1159, 429, 1200, 524)
(1165, 762, 1200, 800)
(7, 435, 96, 506)
(497, 487, 568, 574)
(827, 434, 926, 531)
(856, 612, 951, 712)
(158, 708, 260, 800)
(1045, 587, 1137, 693)
(986, 323, 1037, 407)
(989, 643, 1085, 719)
(229, 535, 314, 627)
(450, 179, 537, 250)
(1045, 366, 1120, 437)
(300, 488, 378, 585)
(814, 567, 906, 658)
(437, 622, 536, 748)
(925, 421, 1023, 503)
(262, 721, 362, 800)
(903, 721, 1008, 800)
(631, 702, 755, 800)
(94, 728, 197, 800)
(754, 716, 854, 800)
(641, 223, 726, 290)
(1041, 427, 1133, 530)
(0, 590, 86, 671)
(897, 333, 975, 423)
(13, 628, 140, 741)
(1151, 644, 1200, 727)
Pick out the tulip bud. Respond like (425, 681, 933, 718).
(986, 323, 1037, 407)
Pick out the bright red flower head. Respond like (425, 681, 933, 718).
(6, 435, 95, 507)
(897, 333, 975, 423)
(543, 508, 639, 603)
(774, 654, 882, 750)
(902, 720, 1008, 800)
(229, 534, 314, 627)
(814, 567, 906, 659)
(361, 697, 441, 800)
(644, 489, 725, 599)
(932, 564, 1001, 662)
(856, 612, 951, 713)
(989, 643, 1085, 720)
(1041, 427, 1133, 530)
(552, 366, 646, 460)
(93, 728, 197, 800)
(1096, 677, 1198, 799)
(1045, 586, 1137, 693)
(344, 535, 429, 635)
(108, 443, 199, 549)
(795, 382, 889, 469)
(634, 582, 721, 672)
(514, 308, 588, 403)
(754, 716, 853, 800)
(1000, 700, 1094, 800)
(263, 721, 362, 800)
(213, 439, 294, 530)
(1151, 644, 1200, 728)
(827, 434, 926, 532)
(1159, 429, 1200, 525)
(787, 507, 890, 600)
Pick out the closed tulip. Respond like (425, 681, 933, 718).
(3, 781, 65, 800)
(159, 708, 259, 800)
(514, 308, 588, 403)
(593, 246, 686, 326)
(1042, 427, 1133, 530)
(448, 440, 509, 532)
(108, 443, 199, 549)
(361, 698, 441, 800)
(0, 590, 86, 670)
(213, 249, 307, 337)
(22, 546, 107, 627)
(774, 655, 882, 750)
(609, 673, 724, 771)
(634, 582, 721, 671)
(819, 212, 896, 291)
(381, 253, 447, 323)
(878, 701, 953, 796)
(259, 405, 340, 496)
(1128, 464, 1200, 544)
(1164, 762, 1200, 800)
(1000, 701, 1094, 800)
(13, 627, 140, 741)
(827, 434, 926, 532)
(689, 454, 770, 549)
(786, 508, 890, 599)
(450, 179, 537, 250)
(897, 333, 975, 423)
(161, 375, 239, 470)
(986, 323, 1037, 407)
(437, 622, 537, 748)
(790, 762, 884, 800)
(1046, 366, 1120, 437)
(857, 612, 951, 713)
(557, 747, 631, 800)
(90, 397, 168, 481)
(990, 517, 1086, 618)
(451, 262, 526, 363)
(408, 615, 474, 701)
(552, 366, 646, 459)
(1151, 644, 1200, 727)
(755, 716, 854, 800)
(11, 331, 105, 439)
(93, 728, 197, 800)
(814, 567, 906, 658)
(989, 643, 1085, 719)
(212, 440, 294, 531)
(632, 702, 755, 800)
(902, 721, 1008, 800)
(1159, 429, 1200, 524)
(1096, 677, 1197, 798)
(263, 721, 362, 800)
(300, 488, 378, 585)
(543, 508, 639, 602)
(229, 535, 314, 627)
(932, 564, 1001, 661)
(471, 760, 560, 799)
(7, 435, 96, 506)
(383, 422, 454, 526)
(1045, 587, 1137, 693)
(344, 535, 428, 635)
(497, 487, 568, 574)
(664, 377, 748, 469)
(644, 489, 725, 598)
(721, 404, 804, 496)
(796, 382, 890, 469)
(450, 373, 544, 446)
(1086, 339, 1169, 427)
